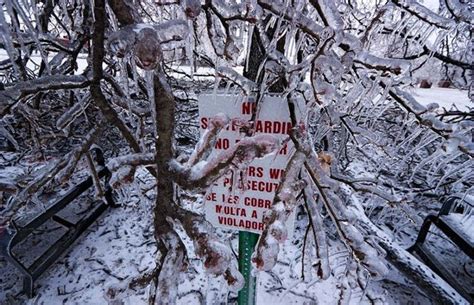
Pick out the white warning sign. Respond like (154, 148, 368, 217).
(198, 94, 303, 234)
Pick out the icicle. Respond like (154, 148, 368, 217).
(213, 75, 221, 96)
(119, 57, 137, 131)
(59, 0, 72, 25)
(131, 56, 141, 96)
(429, 30, 448, 55)
(30, 0, 42, 32)
(269, 14, 285, 51)
(368, 79, 393, 129)
(223, 80, 232, 96)
(400, 133, 440, 165)
(145, 71, 156, 140)
(90, 0, 95, 21)
(396, 127, 423, 151)
(417, 24, 435, 47)
(294, 32, 306, 58)
(433, 151, 462, 175)
(434, 160, 473, 192)
(119, 58, 130, 98)
(283, 25, 295, 62)
(365, 23, 382, 48)
(408, 149, 443, 182)
(387, 15, 412, 48)
(186, 19, 195, 79)
(244, 24, 254, 72)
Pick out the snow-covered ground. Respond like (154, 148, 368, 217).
(411, 87, 472, 111)
(0, 167, 439, 305)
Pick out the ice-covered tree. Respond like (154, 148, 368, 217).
(0, 0, 471, 303)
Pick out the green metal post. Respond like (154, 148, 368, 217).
(238, 231, 259, 305)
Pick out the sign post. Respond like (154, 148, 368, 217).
(198, 93, 303, 305)
(238, 231, 258, 305)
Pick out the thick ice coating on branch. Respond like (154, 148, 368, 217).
(183, 0, 201, 19)
(187, 113, 229, 167)
(153, 231, 188, 305)
(392, 0, 455, 29)
(215, 66, 257, 95)
(179, 214, 243, 288)
(107, 153, 155, 172)
(152, 20, 189, 43)
(134, 28, 163, 70)
(108, 21, 189, 70)
(184, 218, 232, 274)
(109, 26, 162, 70)
(304, 186, 330, 280)
(171, 134, 280, 191)
(355, 52, 411, 75)
(253, 130, 309, 271)
(316, 0, 344, 29)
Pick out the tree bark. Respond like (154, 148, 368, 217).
(153, 71, 176, 234)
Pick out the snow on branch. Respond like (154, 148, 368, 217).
(343, 187, 469, 304)
(391, 0, 455, 29)
(178, 212, 244, 290)
(253, 146, 308, 271)
(171, 134, 280, 191)
(106, 153, 155, 187)
(108, 21, 189, 70)
(355, 52, 411, 75)
(107, 153, 156, 172)
(186, 113, 229, 167)
(294, 129, 390, 279)
(331, 171, 399, 203)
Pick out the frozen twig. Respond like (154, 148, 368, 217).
(0, 75, 91, 117)
(253, 142, 307, 270)
(85, 151, 105, 200)
(303, 184, 330, 280)
(1, 127, 102, 227)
